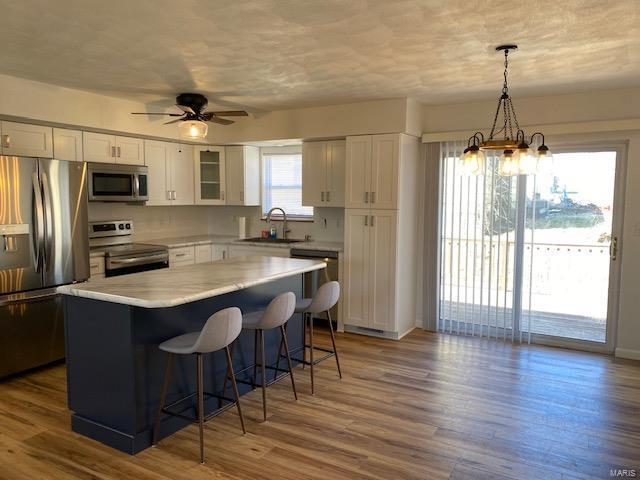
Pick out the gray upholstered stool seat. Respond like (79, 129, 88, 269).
(287, 281, 342, 394)
(153, 306, 246, 464)
(236, 292, 297, 422)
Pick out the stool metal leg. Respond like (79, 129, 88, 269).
(152, 352, 173, 446)
(302, 313, 307, 370)
(280, 324, 297, 400)
(327, 310, 342, 379)
(196, 353, 205, 464)
(309, 315, 315, 395)
(274, 324, 285, 381)
(252, 330, 258, 390)
(221, 341, 233, 404)
(260, 329, 267, 421)
(225, 345, 246, 434)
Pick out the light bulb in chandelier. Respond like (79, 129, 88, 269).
(498, 149, 520, 176)
(459, 144, 486, 175)
(515, 140, 537, 175)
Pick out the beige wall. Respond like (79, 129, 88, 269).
(422, 87, 640, 359)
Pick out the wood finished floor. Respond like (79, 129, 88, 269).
(1, 329, 639, 480)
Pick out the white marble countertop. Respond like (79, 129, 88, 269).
(145, 234, 344, 252)
(58, 256, 326, 308)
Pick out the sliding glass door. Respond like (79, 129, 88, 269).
(438, 142, 624, 351)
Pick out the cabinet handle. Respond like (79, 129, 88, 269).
(90, 263, 99, 269)
(1, 135, 10, 148)
(365, 191, 369, 203)
(321, 191, 325, 202)
(111, 146, 116, 157)
(221, 191, 225, 201)
(176, 253, 186, 257)
(172, 191, 176, 200)
(370, 215, 375, 226)
(117, 146, 121, 158)
(167, 190, 171, 200)
(222, 250, 226, 259)
(326, 191, 330, 202)
(364, 215, 368, 226)
(371, 191, 375, 204)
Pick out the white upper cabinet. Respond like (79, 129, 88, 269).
(144, 140, 172, 206)
(145, 140, 194, 206)
(302, 139, 345, 207)
(1, 121, 53, 158)
(172, 144, 194, 205)
(225, 145, 260, 206)
(83, 132, 144, 165)
(345, 134, 399, 209)
(115, 136, 144, 165)
(194, 146, 226, 205)
(53, 128, 83, 161)
(83, 132, 115, 163)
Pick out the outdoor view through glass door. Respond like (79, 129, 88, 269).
(439, 142, 621, 348)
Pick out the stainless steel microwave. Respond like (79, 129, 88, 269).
(87, 163, 148, 202)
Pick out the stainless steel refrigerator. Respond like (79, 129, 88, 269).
(0, 156, 89, 378)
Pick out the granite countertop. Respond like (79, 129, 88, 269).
(58, 256, 326, 308)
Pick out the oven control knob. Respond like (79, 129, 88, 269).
(125, 223, 131, 229)
(118, 224, 125, 230)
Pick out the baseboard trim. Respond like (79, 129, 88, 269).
(615, 348, 640, 360)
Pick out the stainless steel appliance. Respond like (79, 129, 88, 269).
(87, 163, 148, 202)
(290, 249, 339, 324)
(0, 156, 89, 378)
(89, 221, 168, 277)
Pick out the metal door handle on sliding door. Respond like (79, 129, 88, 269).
(31, 172, 45, 271)
(41, 172, 54, 271)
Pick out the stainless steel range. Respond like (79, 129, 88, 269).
(89, 221, 168, 277)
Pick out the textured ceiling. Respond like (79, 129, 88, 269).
(1, 0, 639, 111)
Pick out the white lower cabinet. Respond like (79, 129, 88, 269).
(212, 244, 228, 260)
(169, 246, 195, 268)
(195, 244, 213, 263)
(88, 256, 105, 281)
(228, 245, 290, 258)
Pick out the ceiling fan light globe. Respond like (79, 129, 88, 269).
(179, 120, 208, 140)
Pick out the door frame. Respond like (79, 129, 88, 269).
(524, 139, 628, 354)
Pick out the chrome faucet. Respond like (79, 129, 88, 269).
(266, 207, 290, 239)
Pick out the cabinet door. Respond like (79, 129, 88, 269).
(343, 209, 371, 328)
(225, 145, 245, 205)
(195, 244, 213, 263)
(370, 134, 398, 209)
(302, 142, 327, 207)
(325, 140, 346, 207)
(115, 136, 144, 165)
(194, 146, 226, 205)
(212, 244, 228, 260)
(171, 144, 195, 205)
(242, 146, 260, 206)
(345, 136, 372, 209)
(1, 121, 53, 158)
(53, 128, 83, 161)
(368, 209, 397, 331)
(144, 140, 171, 206)
(83, 132, 115, 163)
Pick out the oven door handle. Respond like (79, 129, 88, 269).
(108, 253, 168, 266)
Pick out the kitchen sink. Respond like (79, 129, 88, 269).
(240, 237, 305, 244)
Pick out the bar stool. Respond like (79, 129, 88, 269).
(237, 292, 297, 422)
(152, 307, 245, 464)
(285, 281, 342, 395)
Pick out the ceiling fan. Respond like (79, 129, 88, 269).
(131, 93, 248, 139)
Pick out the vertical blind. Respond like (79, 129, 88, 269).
(438, 141, 523, 341)
(262, 152, 313, 217)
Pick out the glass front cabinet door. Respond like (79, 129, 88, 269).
(194, 146, 226, 205)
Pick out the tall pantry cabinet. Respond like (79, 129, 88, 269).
(343, 134, 420, 339)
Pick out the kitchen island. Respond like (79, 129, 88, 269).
(58, 256, 326, 454)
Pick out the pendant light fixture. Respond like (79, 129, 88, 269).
(460, 45, 552, 176)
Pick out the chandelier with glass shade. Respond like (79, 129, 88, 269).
(460, 45, 552, 176)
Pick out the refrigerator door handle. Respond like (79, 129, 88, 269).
(41, 171, 54, 272)
(31, 172, 45, 272)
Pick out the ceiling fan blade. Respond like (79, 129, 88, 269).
(163, 118, 184, 125)
(131, 112, 183, 116)
(208, 117, 234, 125)
(176, 104, 196, 115)
(208, 110, 248, 117)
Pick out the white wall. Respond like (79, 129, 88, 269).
(422, 87, 640, 359)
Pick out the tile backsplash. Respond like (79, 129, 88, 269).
(88, 203, 344, 243)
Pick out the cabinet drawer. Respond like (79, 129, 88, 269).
(195, 244, 213, 263)
(169, 246, 195, 265)
(89, 257, 105, 276)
